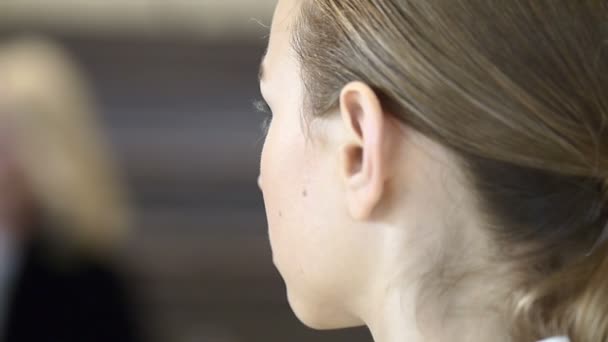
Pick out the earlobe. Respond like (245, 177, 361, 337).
(338, 82, 388, 221)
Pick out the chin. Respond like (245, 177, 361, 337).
(286, 290, 364, 331)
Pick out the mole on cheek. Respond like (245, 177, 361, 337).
(302, 189, 308, 197)
(279, 211, 283, 217)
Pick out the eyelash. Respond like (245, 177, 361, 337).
(254, 99, 273, 137)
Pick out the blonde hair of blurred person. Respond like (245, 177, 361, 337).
(0, 37, 131, 258)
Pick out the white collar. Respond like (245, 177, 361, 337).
(537, 337, 570, 342)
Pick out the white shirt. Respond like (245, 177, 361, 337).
(537, 337, 570, 342)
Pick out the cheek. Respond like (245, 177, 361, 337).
(259, 116, 321, 274)
(260, 119, 307, 239)
(260, 119, 343, 275)
(259, 116, 367, 327)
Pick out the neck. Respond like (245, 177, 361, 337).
(364, 273, 512, 342)
(365, 284, 424, 342)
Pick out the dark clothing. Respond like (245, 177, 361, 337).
(3, 237, 140, 342)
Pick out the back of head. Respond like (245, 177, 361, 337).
(293, 0, 608, 340)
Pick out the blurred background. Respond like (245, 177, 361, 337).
(0, 1, 372, 342)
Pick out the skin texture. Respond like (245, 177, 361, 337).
(258, 1, 510, 341)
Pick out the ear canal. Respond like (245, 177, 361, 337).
(344, 145, 363, 177)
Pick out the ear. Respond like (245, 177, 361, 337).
(339, 81, 390, 220)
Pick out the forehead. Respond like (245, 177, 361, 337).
(271, 0, 300, 34)
(263, 0, 301, 82)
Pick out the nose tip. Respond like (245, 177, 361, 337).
(257, 175, 263, 190)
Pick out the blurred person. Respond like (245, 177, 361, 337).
(0, 37, 139, 342)
(257, 1, 608, 342)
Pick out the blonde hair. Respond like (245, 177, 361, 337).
(293, 1, 608, 340)
(0, 37, 131, 255)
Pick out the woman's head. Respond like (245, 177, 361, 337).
(259, 0, 490, 334)
(258, 0, 608, 340)
(0, 37, 130, 254)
